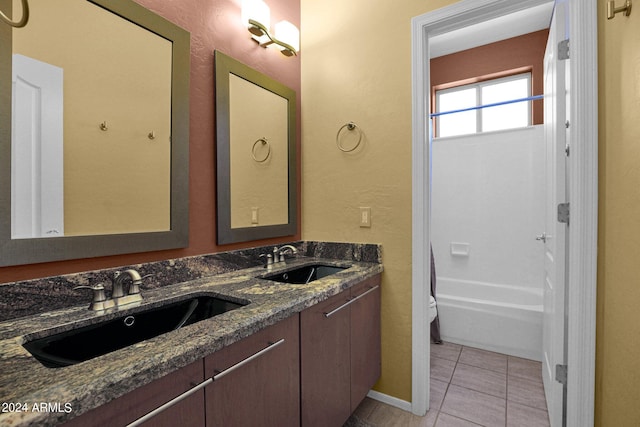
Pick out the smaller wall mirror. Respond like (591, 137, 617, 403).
(215, 51, 296, 244)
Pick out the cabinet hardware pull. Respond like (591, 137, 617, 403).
(324, 285, 380, 318)
(126, 338, 285, 427)
(126, 377, 213, 427)
(213, 338, 285, 381)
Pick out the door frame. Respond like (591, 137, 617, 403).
(410, 1, 598, 425)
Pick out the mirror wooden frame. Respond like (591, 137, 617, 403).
(214, 51, 297, 244)
(0, 0, 190, 266)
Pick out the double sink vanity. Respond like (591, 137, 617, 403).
(0, 242, 382, 427)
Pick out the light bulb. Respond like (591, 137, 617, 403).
(275, 20, 299, 54)
(241, 0, 270, 31)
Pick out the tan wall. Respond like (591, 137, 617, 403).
(596, 1, 640, 425)
(301, 0, 457, 401)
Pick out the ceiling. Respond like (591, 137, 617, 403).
(429, 2, 555, 58)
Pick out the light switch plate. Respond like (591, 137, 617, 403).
(360, 207, 371, 228)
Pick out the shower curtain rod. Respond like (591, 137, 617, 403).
(430, 94, 544, 118)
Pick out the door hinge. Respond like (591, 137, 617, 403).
(565, 141, 570, 157)
(558, 203, 570, 224)
(555, 364, 568, 385)
(558, 39, 570, 60)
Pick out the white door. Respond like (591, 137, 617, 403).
(11, 54, 64, 238)
(541, 3, 569, 426)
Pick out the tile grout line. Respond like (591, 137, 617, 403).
(432, 342, 455, 426)
(505, 353, 510, 427)
(436, 344, 465, 427)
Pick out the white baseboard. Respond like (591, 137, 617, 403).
(366, 390, 412, 413)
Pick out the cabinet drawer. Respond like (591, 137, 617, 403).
(63, 360, 205, 427)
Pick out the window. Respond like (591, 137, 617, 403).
(434, 73, 532, 138)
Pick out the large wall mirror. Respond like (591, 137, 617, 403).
(215, 51, 296, 244)
(0, 0, 190, 266)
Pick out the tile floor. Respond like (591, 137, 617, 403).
(346, 342, 550, 427)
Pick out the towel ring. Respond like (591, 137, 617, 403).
(252, 137, 271, 162)
(336, 121, 362, 152)
(0, 0, 29, 28)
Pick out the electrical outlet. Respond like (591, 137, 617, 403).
(251, 207, 259, 225)
(360, 207, 371, 228)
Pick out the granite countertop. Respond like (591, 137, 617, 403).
(0, 257, 383, 427)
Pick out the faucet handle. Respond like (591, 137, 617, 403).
(259, 253, 274, 266)
(74, 284, 107, 302)
(74, 284, 114, 311)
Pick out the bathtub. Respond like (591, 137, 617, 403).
(436, 277, 543, 361)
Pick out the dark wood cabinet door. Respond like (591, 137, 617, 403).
(204, 314, 300, 427)
(63, 360, 205, 427)
(300, 290, 352, 427)
(350, 274, 382, 410)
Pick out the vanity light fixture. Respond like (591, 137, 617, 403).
(241, 0, 299, 56)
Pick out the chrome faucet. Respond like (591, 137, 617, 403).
(112, 269, 144, 307)
(274, 245, 298, 263)
(74, 269, 147, 311)
(259, 245, 298, 269)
